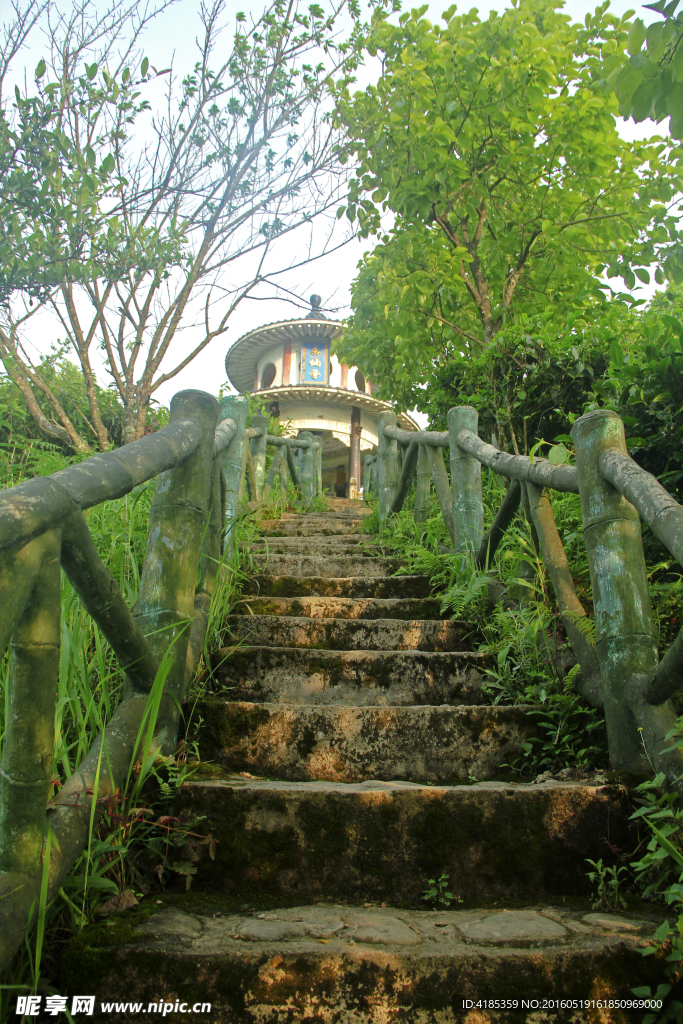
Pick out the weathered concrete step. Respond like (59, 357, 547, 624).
(262, 523, 364, 537)
(235, 595, 445, 620)
(61, 900, 662, 1023)
(242, 574, 431, 598)
(175, 778, 635, 906)
(273, 512, 370, 523)
(197, 701, 534, 783)
(212, 647, 489, 705)
(227, 615, 477, 651)
(245, 535, 379, 553)
(249, 554, 402, 578)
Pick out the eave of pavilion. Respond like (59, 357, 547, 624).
(254, 385, 420, 432)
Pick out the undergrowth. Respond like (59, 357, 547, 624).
(364, 471, 610, 778)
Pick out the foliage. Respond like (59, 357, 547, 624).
(602, 0, 683, 148)
(586, 310, 683, 500)
(0, 362, 124, 453)
(421, 873, 461, 908)
(334, 0, 683, 402)
(626, 767, 683, 1023)
(0, 28, 146, 305)
(586, 857, 629, 911)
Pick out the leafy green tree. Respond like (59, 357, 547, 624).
(334, 0, 683, 409)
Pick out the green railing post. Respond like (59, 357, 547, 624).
(0, 531, 60, 881)
(572, 409, 655, 771)
(219, 394, 247, 548)
(363, 453, 373, 498)
(377, 410, 398, 522)
(134, 390, 218, 726)
(299, 431, 317, 502)
(448, 406, 484, 555)
(315, 440, 323, 497)
(250, 413, 268, 502)
(414, 443, 431, 524)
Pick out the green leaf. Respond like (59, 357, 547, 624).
(141, 57, 149, 77)
(629, 18, 647, 54)
(35, 59, 46, 79)
(666, 81, 683, 120)
(647, 21, 667, 61)
(649, 821, 683, 869)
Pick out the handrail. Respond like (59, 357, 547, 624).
(0, 389, 327, 970)
(456, 430, 579, 494)
(0, 419, 203, 554)
(383, 423, 448, 447)
(375, 402, 683, 801)
(213, 416, 237, 458)
(598, 448, 683, 568)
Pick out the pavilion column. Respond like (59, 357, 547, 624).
(349, 406, 361, 497)
(282, 342, 291, 386)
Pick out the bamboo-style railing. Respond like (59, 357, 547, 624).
(368, 406, 683, 801)
(0, 390, 322, 969)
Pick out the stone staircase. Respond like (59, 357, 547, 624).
(63, 500, 664, 1022)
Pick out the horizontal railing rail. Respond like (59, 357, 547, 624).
(0, 390, 325, 970)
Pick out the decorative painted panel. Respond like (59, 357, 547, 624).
(300, 340, 329, 384)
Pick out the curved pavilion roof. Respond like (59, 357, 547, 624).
(225, 317, 342, 394)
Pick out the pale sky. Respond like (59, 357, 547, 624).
(5, 0, 666, 425)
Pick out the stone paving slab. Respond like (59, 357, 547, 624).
(226, 615, 479, 652)
(60, 902, 662, 1024)
(242, 574, 433, 598)
(211, 647, 491, 706)
(234, 596, 446, 620)
(196, 701, 534, 783)
(176, 778, 636, 905)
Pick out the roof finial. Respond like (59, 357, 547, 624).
(306, 293, 327, 320)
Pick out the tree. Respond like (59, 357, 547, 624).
(333, 0, 683, 411)
(2, 0, 358, 449)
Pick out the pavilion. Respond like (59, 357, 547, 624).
(224, 296, 418, 495)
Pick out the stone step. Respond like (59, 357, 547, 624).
(242, 574, 431, 598)
(274, 512, 370, 522)
(245, 535, 379, 553)
(248, 554, 403, 578)
(196, 700, 535, 783)
(262, 523, 365, 537)
(174, 778, 635, 906)
(211, 646, 490, 705)
(226, 615, 477, 651)
(326, 498, 369, 508)
(234, 595, 445, 620)
(61, 899, 662, 1023)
